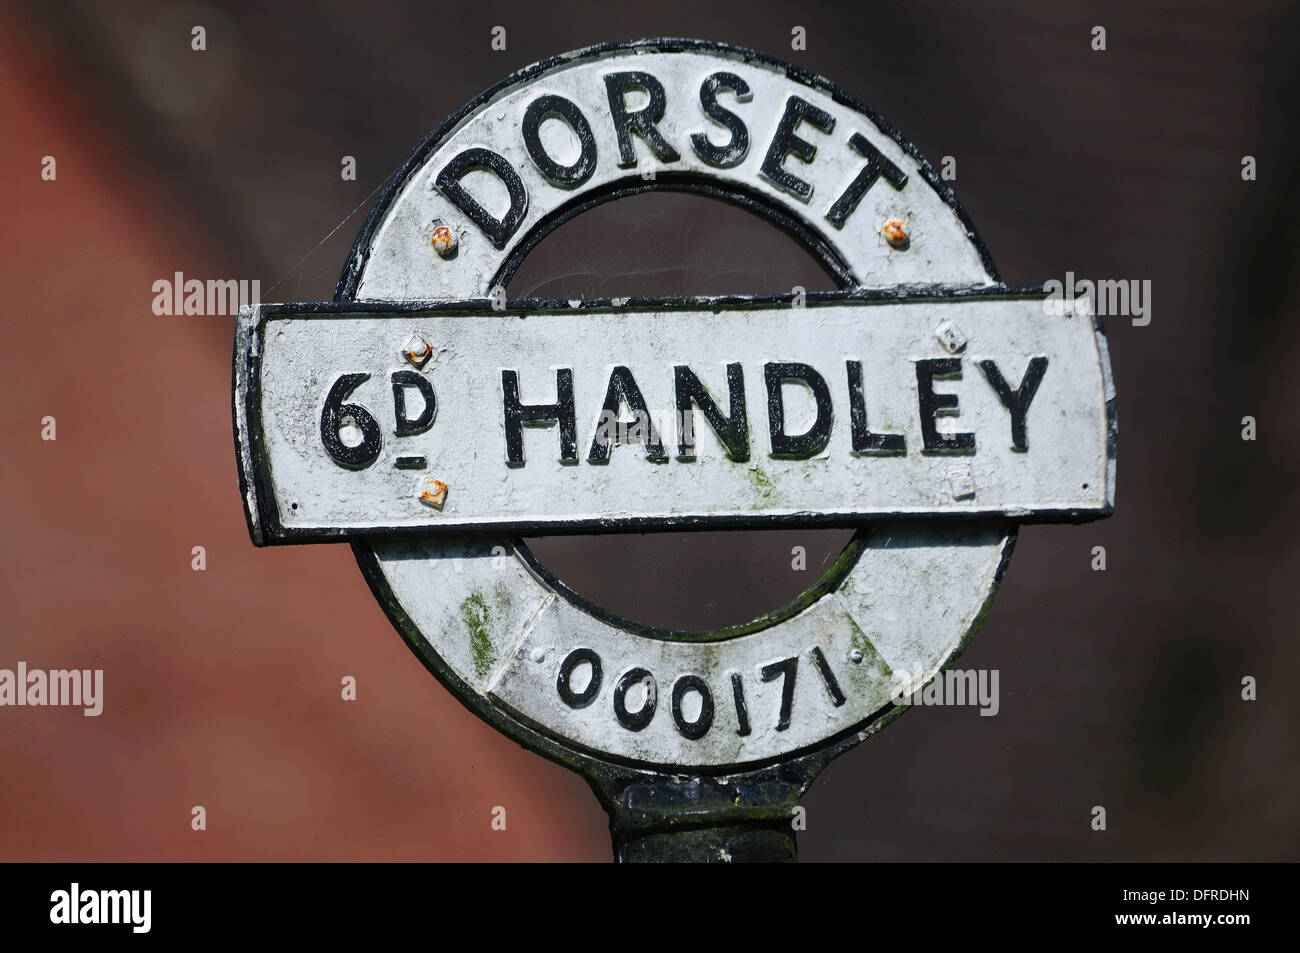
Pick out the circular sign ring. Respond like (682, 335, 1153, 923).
(341, 39, 1014, 773)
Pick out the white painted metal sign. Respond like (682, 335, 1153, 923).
(238, 292, 1110, 543)
(233, 39, 1116, 777)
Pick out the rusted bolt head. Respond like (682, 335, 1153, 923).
(882, 219, 908, 248)
(401, 332, 433, 367)
(431, 225, 458, 259)
(419, 478, 448, 510)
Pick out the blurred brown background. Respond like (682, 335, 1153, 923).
(1, 0, 1296, 861)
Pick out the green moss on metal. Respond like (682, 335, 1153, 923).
(460, 591, 493, 679)
(846, 615, 892, 678)
(747, 465, 774, 500)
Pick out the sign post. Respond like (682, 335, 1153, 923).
(233, 39, 1116, 861)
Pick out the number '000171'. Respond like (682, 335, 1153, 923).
(554, 646, 848, 740)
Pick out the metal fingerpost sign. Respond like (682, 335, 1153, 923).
(233, 39, 1116, 862)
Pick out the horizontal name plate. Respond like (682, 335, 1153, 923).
(234, 290, 1115, 544)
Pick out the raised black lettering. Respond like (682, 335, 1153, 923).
(320, 373, 381, 470)
(825, 132, 908, 229)
(434, 147, 528, 250)
(915, 358, 975, 454)
(731, 672, 752, 737)
(690, 72, 751, 169)
(674, 363, 749, 460)
(502, 368, 577, 466)
(977, 357, 1049, 451)
(588, 365, 666, 463)
(522, 94, 597, 188)
(759, 96, 834, 202)
(604, 72, 681, 168)
(613, 667, 657, 731)
(671, 674, 714, 740)
(556, 648, 602, 709)
(391, 370, 436, 437)
(765, 362, 833, 458)
(846, 359, 905, 454)
(761, 655, 798, 731)
(809, 646, 846, 707)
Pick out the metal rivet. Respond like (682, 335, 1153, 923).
(530, 647, 546, 663)
(849, 649, 864, 664)
(419, 478, 448, 509)
(948, 467, 976, 501)
(882, 218, 908, 247)
(934, 320, 967, 354)
(401, 332, 432, 367)
(431, 225, 458, 258)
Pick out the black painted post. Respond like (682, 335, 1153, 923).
(590, 765, 815, 863)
